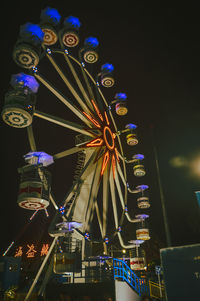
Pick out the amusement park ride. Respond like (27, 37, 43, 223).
(2, 7, 152, 299)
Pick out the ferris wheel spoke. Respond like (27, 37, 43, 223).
(83, 163, 101, 232)
(80, 66, 96, 108)
(109, 171, 135, 249)
(63, 53, 94, 111)
(46, 53, 92, 114)
(95, 201, 103, 236)
(34, 110, 95, 137)
(33, 72, 92, 127)
(116, 161, 127, 187)
(49, 193, 59, 210)
(64, 150, 97, 212)
(114, 168, 125, 210)
(102, 164, 109, 237)
(53, 147, 84, 160)
(109, 167, 119, 229)
(27, 125, 37, 151)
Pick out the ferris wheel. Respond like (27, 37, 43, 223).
(2, 7, 151, 287)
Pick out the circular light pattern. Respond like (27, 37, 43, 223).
(2, 107, 32, 128)
(133, 164, 146, 177)
(42, 28, 58, 45)
(103, 126, 115, 151)
(18, 199, 49, 210)
(137, 196, 150, 209)
(115, 103, 128, 116)
(62, 32, 79, 47)
(83, 50, 98, 63)
(126, 133, 138, 146)
(101, 76, 115, 87)
(13, 45, 39, 69)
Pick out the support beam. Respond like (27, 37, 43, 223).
(102, 165, 109, 237)
(34, 110, 95, 137)
(24, 237, 57, 301)
(46, 54, 91, 114)
(114, 169, 125, 210)
(109, 169, 134, 249)
(63, 53, 94, 111)
(53, 147, 84, 160)
(33, 72, 92, 127)
(27, 125, 36, 151)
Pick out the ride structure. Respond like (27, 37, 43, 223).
(2, 7, 152, 299)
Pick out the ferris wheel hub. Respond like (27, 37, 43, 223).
(103, 126, 115, 151)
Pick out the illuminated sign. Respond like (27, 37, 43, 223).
(14, 243, 49, 258)
(41, 244, 49, 256)
(15, 246, 23, 258)
(26, 244, 37, 258)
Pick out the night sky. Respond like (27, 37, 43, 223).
(1, 2, 200, 255)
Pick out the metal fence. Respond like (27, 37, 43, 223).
(149, 280, 165, 300)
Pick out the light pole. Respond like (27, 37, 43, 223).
(153, 144, 172, 247)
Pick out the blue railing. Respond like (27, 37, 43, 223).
(113, 258, 149, 296)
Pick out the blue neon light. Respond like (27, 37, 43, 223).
(24, 151, 54, 166)
(64, 16, 81, 29)
(135, 213, 149, 219)
(101, 63, 114, 73)
(137, 184, 149, 191)
(20, 23, 44, 43)
(115, 93, 127, 101)
(134, 154, 144, 160)
(126, 123, 137, 130)
(10, 73, 39, 93)
(84, 37, 99, 48)
(40, 7, 61, 25)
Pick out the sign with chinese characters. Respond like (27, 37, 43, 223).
(14, 243, 49, 259)
(161, 243, 200, 301)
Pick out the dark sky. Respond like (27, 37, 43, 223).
(1, 2, 200, 254)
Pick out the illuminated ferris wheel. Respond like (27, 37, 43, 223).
(2, 7, 151, 289)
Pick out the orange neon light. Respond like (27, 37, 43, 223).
(86, 138, 104, 147)
(41, 244, 49, 256)
(15, 246, 23, 257)
(104, 111, 110, 126)
(114, 147, 120, 162)
(112, 154, 116, 179)
(101, 151, 110, 176)
(26, 244, 37, 258)
(103, 126, 115, 151)
(91, 100, 104, 122)
(83, 111, 101, 128)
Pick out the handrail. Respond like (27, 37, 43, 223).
(113, 258, 149, 296)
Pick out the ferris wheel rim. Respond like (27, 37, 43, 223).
(24, 46, 129, 247)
